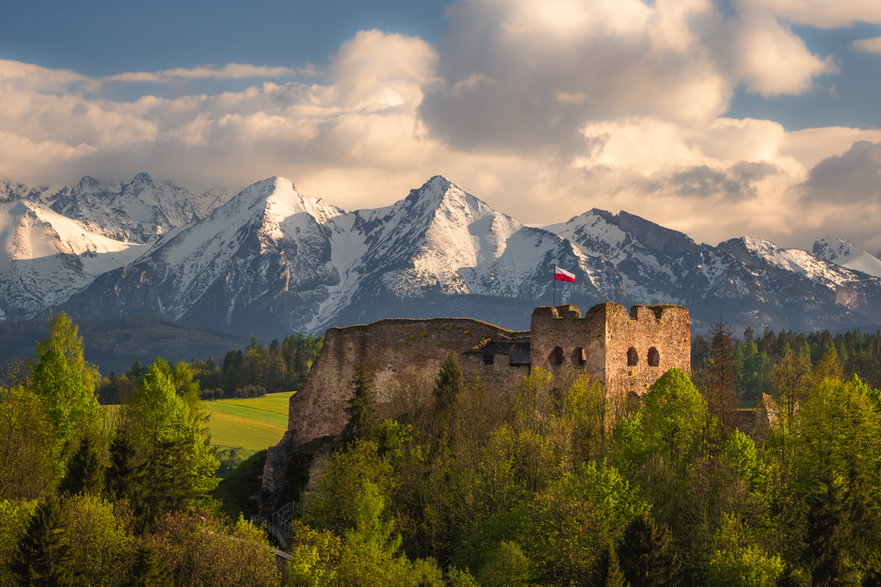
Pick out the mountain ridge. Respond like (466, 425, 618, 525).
(1, 172, 879, 338)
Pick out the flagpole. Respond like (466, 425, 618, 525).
(553, 267, 557, 307)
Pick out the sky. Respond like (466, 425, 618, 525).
(2, 0, 881, 254)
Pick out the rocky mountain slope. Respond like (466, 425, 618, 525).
(1, 173, 880, 338)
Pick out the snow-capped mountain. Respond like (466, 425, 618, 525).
(1, 173, 880, 337)
(0, 173, 229, 244)
(812, 236, 881, 279)
(0, 199, 143, 320)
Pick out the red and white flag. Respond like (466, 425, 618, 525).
(554, 266, 576, 282)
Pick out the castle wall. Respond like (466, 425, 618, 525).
(530, 304, 607, 380)
(287, 317, 528, 446)
(603, 304, 691, 399)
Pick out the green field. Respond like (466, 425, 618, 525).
(104, 392, 293, 462)
(203, 392, 293, 459)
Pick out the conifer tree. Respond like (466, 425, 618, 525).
(342, 364, 376, 445)
(702, 321, 737, 428)
(127, 544, 166, 586)
(434, 354, 464, 411)
(118, 362, 218, 526)
(617, 512, 679, 586)
(59, 436, 103, 496)
(10, 495, 75, 585)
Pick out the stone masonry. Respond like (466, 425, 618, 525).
(260, 302, 690, 508)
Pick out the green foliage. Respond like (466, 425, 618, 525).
(147, 511, 281, 586)
(292, 482, 443, 587)
(638, 368, 710, 469)
(706, 514, 783, 587)
(477, 540, 533, 587)
(342, 364, 377, 446)
(562, 373, 612, 463)
(793, 375, 881, 583)
(0, 386, 56, 500)
(10, 495, 74, 585)
(434, 354, 464, 412)
(0, 499, 38, 586)
(288, 521, 343, 587)
(524, 462, 648, 584)
(213, 450, 267, 519)
(118, 361, 219, 525)
(29, 313, 104, 474)
(59, 436, 104, 496)
(720, 429, 770, 495)
(617, 512, 680, 586)
(300, 440, 395, 535)
(63, 494, 136, 585)
(195, 332, 322, 399)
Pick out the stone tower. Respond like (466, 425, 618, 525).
(530, 303, 691, 399)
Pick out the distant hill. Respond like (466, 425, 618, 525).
(0, 316, 248, 375)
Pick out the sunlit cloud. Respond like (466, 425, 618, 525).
(852, 36, 881, 54)
(103, 63, 302, 83)
(1, 0, 881, 255)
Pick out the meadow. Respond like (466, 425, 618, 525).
(203, 391, 293, 460)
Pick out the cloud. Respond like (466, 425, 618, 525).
(104, 63, 300, 83)
(852, 36, 881, 54)
(719, 4, 836, 97)
(0, 3, 880, 255)
(418, 0, 835, 155)
(0, 59, 92, 92)
(801, 141, 881, 204)
(753, 0, 881, 29)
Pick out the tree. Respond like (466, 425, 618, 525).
(63, 493, 136, 585)
(477, 541, 534, 587)
(147, 512, 281, 586)
(524, 462, 648, 584)
(0, 386, 57, 500)
(793, 376, 881, 583)
(638, 369, 710, 470)
(342, 365, 376, 445)
(59, 436, 103, 496)
(29, 313, 104, 474)
(706, 514, 783, 587)
(10, 495, 75, 585)
(300, 440, 395, 535)
(701, 322, 738, 429)
(813, 346, 844, 382)
(617, 512, 680, 586)
(434, 354, 464, 412)
(118, 362, 218, 525)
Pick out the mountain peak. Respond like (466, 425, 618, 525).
(130, 172, 154, 185)
(406, 175, 454, 203)
(813, 236, 881, 278)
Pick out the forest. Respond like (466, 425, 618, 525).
(1, 315, 881, 585)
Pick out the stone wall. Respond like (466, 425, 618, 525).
(604, 304, 691, 399)
(530, 305, 607, 380)
(286, 316, 529, 446)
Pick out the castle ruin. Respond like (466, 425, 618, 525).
(261, 302, 690, 506)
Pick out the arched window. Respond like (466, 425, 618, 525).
(573, 347, 587, 365)
(648, 347, 660, 367)
(627, 347, 638, 366)
(549, 346, 564, 366)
